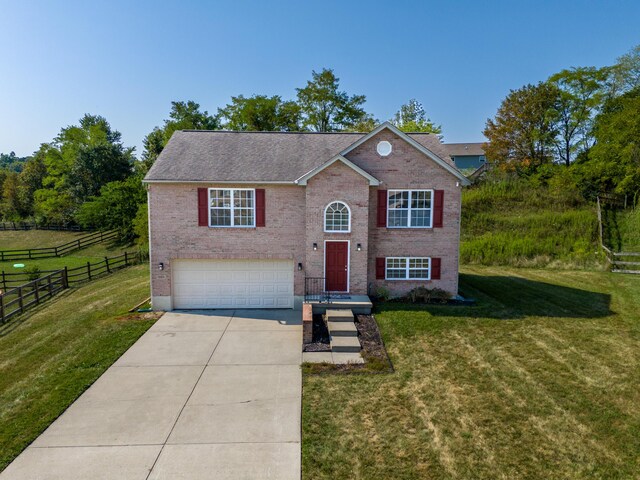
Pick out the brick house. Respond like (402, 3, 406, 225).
(143, 122, 470, 311)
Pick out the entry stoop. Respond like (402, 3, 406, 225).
(326, 309, 361, 353)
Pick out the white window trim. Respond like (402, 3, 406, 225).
(324, 201, 351, 233)
(208, 188, 256, 228)
(387, 189, 434, 229)
(385, 257, 431, 281)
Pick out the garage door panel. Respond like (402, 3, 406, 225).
(173, 260, 294, 309)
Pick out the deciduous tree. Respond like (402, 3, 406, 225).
(483, 83, 559, 174)
(392, 99, 442, 134)
(219, 95, 302, 131)
(296, 69, 369, 132)
(549, 67, 608, 166)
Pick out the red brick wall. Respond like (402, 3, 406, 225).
(304, 161, 370, 294)
(148, 183, 307, 299)
(344, 130, 462, 297)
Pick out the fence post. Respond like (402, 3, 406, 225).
(105, 256, 110, 274)
(124, 251, 128, 266)
(1, 271, 5, 292)
(87, 262, 92, 281)
(18, 286, 23, 315)
(63, 268, 68, 289)
(34, 279, 40, 304)
(48, 274, 53, 297)
(0, 293, 4, 323)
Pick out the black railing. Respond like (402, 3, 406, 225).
(305, 277, 332, 303)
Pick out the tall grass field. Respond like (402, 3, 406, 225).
(461, 179, 601, 267)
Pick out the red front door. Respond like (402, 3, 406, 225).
(325, 241, 349, 292)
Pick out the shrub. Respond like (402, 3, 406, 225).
(24, 265, 41, 282)
(406, 286, 450, 304)
(375, 286, 390, 302)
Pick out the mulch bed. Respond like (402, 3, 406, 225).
(303, 314, 330, 352)
(302, 313, 394, 374)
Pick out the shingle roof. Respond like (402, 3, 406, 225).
(443, 142, 486, 157)
(144, 129, 453, 183)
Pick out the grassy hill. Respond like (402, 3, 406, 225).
(0, 265, 155, 471)
(461, 179, 601, 268)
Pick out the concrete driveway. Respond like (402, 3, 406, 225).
(1, 309, 302, 480)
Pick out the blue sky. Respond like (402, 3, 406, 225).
(1, 0, 638, 157)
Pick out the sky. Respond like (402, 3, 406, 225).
(1, 0, 639, 157)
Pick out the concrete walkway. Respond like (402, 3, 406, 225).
(1, 309, 302, 479)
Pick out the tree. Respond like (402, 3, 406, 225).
(34, 114, 134, 222)
(17, 147, 47, 217)
(76, 175, 147, 241)
(575, 86, 640, 197)
(483, 83, 559, 174)
(219, 95, 302, 131)
(548, 67, 608, 166)
(0, 152, 29, 172)
(69, 143, 133, 202)
(140, 101, 219, 172)
(392, 99, 442, 134)
(1, 171, 25, 219)
(296, 69, 370, 132)
(610, 44, 640, 95)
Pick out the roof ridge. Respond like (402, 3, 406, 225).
(179, 129, 367, 134)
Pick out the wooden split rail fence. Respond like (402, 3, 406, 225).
(596, 196, 640, 275)
(0, 230, 118, 262)
(0, 221, 86, 232)
(0, 251, 143, 323)
(602, 245, 640, 275)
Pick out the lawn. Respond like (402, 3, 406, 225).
(0, 230, 132, 273)
(303, 266, 640, 479)
(0, 264, 156, 472)
(0, 230, 86, 250)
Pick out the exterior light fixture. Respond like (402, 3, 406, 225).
(357, 243, 362, 251)
(158, 262, 164, 271)
(313, 243, 318, 251)
(298, 262, 303, 271)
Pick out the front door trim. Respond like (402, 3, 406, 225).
(324, 240, 350, 292)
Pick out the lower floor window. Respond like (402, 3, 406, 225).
(385, 257, 431, 280)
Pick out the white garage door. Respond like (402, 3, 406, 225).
(172, 259, 294, 309)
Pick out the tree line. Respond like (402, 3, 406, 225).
(483, 44, 640, 201)
(0, 68, 439, 241)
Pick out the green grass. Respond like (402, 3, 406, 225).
(618, 208, 640, 250)
(0, 230, 131, 273)
(0, 265, 155, 471)
(461, 180, 600, 267)
(0, 230, 87, 250)
(302, 266, 640, 479)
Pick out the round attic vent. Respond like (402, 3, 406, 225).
(377, 140, 392, 156)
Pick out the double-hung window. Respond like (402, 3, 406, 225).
(209, 188, 255, 227)
(385, 257, 431, 280)
(387, 190, 433, 228)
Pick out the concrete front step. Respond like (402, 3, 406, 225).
(325, 309, 354, 322)
(330, 335, 361, 353)
(327, 321, 357, 337)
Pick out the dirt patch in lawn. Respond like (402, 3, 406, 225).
(115, 311, 163, 323)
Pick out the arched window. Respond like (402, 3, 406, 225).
(324, 201, 351, 233)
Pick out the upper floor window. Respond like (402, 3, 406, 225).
(324, 201, 351, 233)
(209, 188, 255, 227)
(387, 190, 433, 228)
